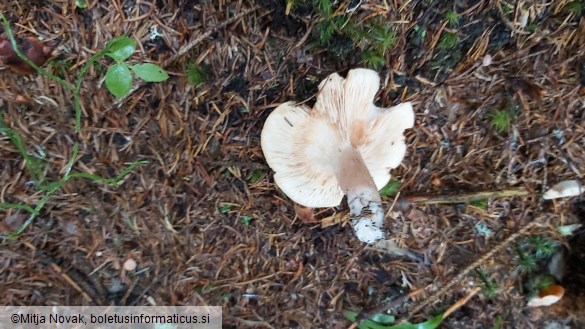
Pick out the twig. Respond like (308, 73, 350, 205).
(406, 221, 538, 317)
(442, 287, 481, 318)
(404, 188, 531, 205)
(112, 5, 260, 108)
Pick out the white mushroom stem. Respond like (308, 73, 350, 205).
(336, 145, 385, 243)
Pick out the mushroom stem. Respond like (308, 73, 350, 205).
(336, 146, 385, 243)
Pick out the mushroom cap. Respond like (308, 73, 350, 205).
(527, 284, 565, 307)
(261, 68, 414, 208)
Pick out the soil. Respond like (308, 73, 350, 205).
(1, 0, 584, 328)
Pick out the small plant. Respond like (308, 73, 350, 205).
(247, 170, 263, 184)
(0, 116, 46, 184)
(475, 269, 499, 298)
(316, 16, 344, 43)
(525, 235, 558, 259)
(564, 1, 583, 17)
(411, 25, 427, 46)
(515, 244, 538, 273)
(314, 0, 334, 18)
(361, 50, 386, 70)
(445, 11, 459, 27)
(0, 14, 148, 240)
(219, 203, 232, 214)
(438, 32, 459, 50)
(75, 0, 88, 9)
(310, 0, 397, 69)
(103, 37, 169, 98)
(344, 310, 444, 329)
(241, 215, 253, 226)
(489, 109, 515, 133)
(185, 62, 207, 87)
(369, 23, 397, 54)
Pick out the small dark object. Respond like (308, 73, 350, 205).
(508, 77, 543, 101)
(0, 35, 57, 74)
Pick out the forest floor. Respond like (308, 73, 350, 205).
(1, 0, 584, 328)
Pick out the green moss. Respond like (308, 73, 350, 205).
(361, 50, 385, 69)
(445, 10, 459, 27)
(489, 109, 515, 134)
(438, 32, 459, 50)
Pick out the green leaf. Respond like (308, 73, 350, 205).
(130, 63, 169, 82)
(247, 170, 264, 184)
(186, 62, 207, 86)
(105, 63, 133, 98)
(105, 36, 136, 61)
(219, 203, 232, 214)
(75, 0, 88, 9)
(0, 203, 37, 214)
(343, 311, 388, 329)
(241, 215, 253, 226)
(370, 314, 396, 325)
(380, 180, 401, 198)
(387, 315, 443, 329)
(344, 310, 444, 329)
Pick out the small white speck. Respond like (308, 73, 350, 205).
(482, 54, 492, 67)
(149, 26, 162, 40)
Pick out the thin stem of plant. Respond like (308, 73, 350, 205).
(0, 16, 149, 240)
(0, 13, 105, 132)
(0, 14, 75, 91)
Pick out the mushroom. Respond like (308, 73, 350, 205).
(261, 68, 414, 243)
(527, 284, 565, 307)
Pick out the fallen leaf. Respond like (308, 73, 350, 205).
(294, 204, 318, 223)
(321, 212, 348, 228)
(0, 35, 57, 74)
(543, 180, 582, 200)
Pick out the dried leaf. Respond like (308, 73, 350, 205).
(543, 180, 582, 200)
(294, 204, 318, 223)
(0, 36, 56, 74)
(321, 212, 348, 228)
